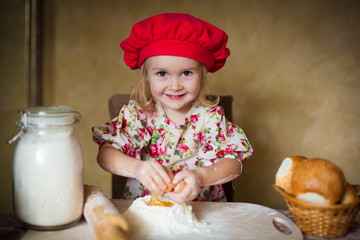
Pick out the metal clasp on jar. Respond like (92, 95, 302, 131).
(7, 110, 27, 144)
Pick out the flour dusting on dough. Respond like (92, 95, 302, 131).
(124, 195, 209, 238)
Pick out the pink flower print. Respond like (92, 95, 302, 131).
(92, 137, 103, 145)
(137, 128, 146, 140)
(141, 189, 151, 197)
(216, 150, 225, 157)
(122, 143, 139, 158)
(216, 147, 234, 157)
(176, 144, 189, 153)
(189, 114, 199, 124)
(172, 163, 189, 174)
(122, 143, 131, 153)
(105, 119, 117, 127)
(158, 128, 165, 136)
(172, 168, 181, 174)
(149, 145, 159, 158)
(217, 132, 226, 141)
(225, 146, 233, 154)
(209, 107, 218, 115)
(157, 159, 164, 165)
(147, 125, 154, 134)
(157, 138, 167, 154)
(204, 140, 213, 151)
(235, 151, 243, 160)
(198, 132, 206, 143)
(196, 195, 207, 201)
(181, 162, 189, 170)
(149, 138, 167, 158)
(121, 118, 128, 129)
(137, 109, 146, 121)
(210, 185, 225, 201)
(195, 159, 205, 167)
(209, 185, 218, 199)
(227, 123, 237, 135)
(105, 120, 117, 134)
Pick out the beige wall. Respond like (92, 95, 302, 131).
(0, 1, 28, 213)
(1, 0, 360, 213)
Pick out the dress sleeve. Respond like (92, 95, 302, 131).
(198, 106, 253, 164)
(91, 100, 151, 159)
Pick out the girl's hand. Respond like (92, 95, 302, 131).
(134, 161, 171, 195)
(167, 169, 204, 203)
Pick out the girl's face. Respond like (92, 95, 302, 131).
(146, 55, 202, 118)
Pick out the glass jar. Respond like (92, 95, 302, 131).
(9, 106, 84, 230)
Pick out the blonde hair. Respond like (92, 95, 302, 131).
(130, 60, 219, 112)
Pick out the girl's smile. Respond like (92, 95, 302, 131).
(166, 94, 186, 100)
(146, 56, 202, 123)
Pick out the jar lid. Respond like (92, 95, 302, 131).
(20, 106, 82, 126)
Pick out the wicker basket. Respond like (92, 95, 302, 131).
(274, 185, 360, 238)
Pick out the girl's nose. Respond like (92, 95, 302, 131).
(169, 78, 183, 91)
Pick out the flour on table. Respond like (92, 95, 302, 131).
(124, 195, 209, 238)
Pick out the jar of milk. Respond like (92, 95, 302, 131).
(9, 106, 84, 230)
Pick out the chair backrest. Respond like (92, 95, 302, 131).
(108, 94, 234, 201)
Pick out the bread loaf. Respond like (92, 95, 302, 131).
(341, 183, 357, 205)
(275, 156, 307, 195)
(291, 158, 346, 205)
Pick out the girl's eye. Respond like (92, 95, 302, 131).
(156, 71, 167, 77)
(182, 71, 192, 77)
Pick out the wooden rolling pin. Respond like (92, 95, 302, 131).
(84, 184, 129, 240)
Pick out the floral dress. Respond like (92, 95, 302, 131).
(92, 100, 253, 201)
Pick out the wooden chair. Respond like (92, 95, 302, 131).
(108, 94, 235, 201)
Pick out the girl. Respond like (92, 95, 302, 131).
(92, 13, 253, 203)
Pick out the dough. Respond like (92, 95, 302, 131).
(124, 195, 209, 238)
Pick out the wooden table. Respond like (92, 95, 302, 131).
(1, 200, 359, 240)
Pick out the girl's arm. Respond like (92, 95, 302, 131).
(167, 158, 242, 203)
(97, 143, 171, 194)
(194, 158, 242, 186)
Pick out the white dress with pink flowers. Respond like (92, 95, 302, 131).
(92, 100, 253, 201)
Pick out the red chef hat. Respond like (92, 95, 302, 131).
(120, 13, 230, 73)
